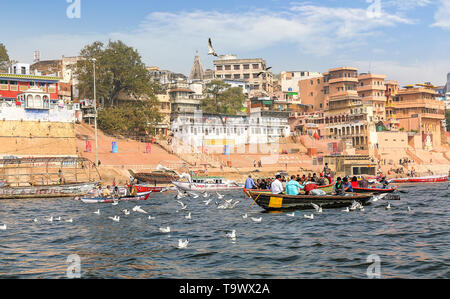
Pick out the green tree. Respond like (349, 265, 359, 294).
(0, 43, 10, 73)
(201, 80, 245, 115)
(75, 40, 159, 108)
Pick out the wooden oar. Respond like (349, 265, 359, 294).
(248, 193, 262, 211)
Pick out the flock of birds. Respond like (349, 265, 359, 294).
(0, 190, 414, 249)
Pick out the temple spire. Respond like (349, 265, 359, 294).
(189, 51, 204, 81)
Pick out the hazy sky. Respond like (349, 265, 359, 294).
(2, 0, 450, 86)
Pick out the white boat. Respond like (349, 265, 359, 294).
(0, 180, 6, 188)
(172, 176, 243, 192)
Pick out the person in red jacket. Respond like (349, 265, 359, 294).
(351, 176, 359, 189)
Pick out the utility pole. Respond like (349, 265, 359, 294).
(92, 58, 99, 167)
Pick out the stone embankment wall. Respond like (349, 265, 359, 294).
(0, 120, 76, 157)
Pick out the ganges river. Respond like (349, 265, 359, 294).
(0, 183, 448, 279)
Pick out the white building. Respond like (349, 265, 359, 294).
(1, 87, 78, 123)
(11, 63, 30, 75)
(171, 109, 290, 153)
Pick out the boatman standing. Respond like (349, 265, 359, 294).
(245, 175, 257, 190)
(271, 175, 284, 195)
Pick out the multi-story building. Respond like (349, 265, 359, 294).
(171, 109, 290, 152)
(0, 72, 59, 102)
(385, 80, 401, 131)
(213, 55, 273, 97)
(168, 82, 200, 118)
(147, 66, 187, 87)
(281, 71, 321, 101)
(156, 94, 171, 136)
(357, 73, 387, 122)
(389, 85, 445, 149)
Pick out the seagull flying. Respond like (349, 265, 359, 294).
(311, 203, 323, 213)
(408, 206, 412, 213)
(204, 199, 212, 206)
(178, 239, 189, 249)
(160, 227, 171, 233)
(112, 201, 119, 206)
(386, 203, 391, 210)
(185, 212, 192, 220)
(242, 214, 248, 219)
(203, 192, 209, 198)
(122, 209, 131, 216)
(208, 38, 219, 57)
(256, 66, 272, 77)
(177, 201, 188, 210)
(188, 192, 199, 199)
(216, 192, 224, 199)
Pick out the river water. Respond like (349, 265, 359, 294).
(0, 183, 448, 279)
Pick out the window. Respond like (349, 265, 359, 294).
(317, 79, 321, 84)
(310, 80, 313, 86)
(225, 74, 232, 79)
(310, 92, 314, 97)
(253, 74, 259, 79)
(234, 74, 240, 79)
(243, 64, 250, 70)
(216, 65, 223, 71)
(244, 74, 250, 79)
(252, 64, 259, 69)
(225, 65, 231, 71)
(234, 65, 240, 70)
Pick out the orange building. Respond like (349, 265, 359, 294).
(389, 85, 445, 149)
(357, 73, 387, 122)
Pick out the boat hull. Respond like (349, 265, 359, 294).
(249, 191, 373, 211)
(172, 181, 243, 192)
(0, 182, 99, 200)
(128, 184, 166, 193)
(77, 192, 151, 204)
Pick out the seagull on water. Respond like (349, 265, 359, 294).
(208, 38, 219, 57)
(94, 209, 101, 215)
(287, 212, 295, 217)
(54, 217, 62, 222)
(122, 209, 131, 216)
(160, 227, 171, 233)
(230, 201, 240, 209)
(0, 224, 6, 230)
(133, 206, 148, 214)
(342, 207, 350, 213)
(216, 192, 224, 199)
(408, 206, 412, 213)
(148, 215, 155, 220)
(108, 216, 120, 222)
(386, 203, 391, 210)
(304, 214, 314, 220)
(251, 217, 262, 223)
(46, 216, 54, 222)
(185, 212, 192, 220)
(242, 214, 248, 219)
(226, 230, 236, 239)
(178, 239, 189, 249)
(65, 218, 73, 223)
(34, 218, 39, 223)
(225, 199, 233, 205)
(112, 201, 119, 206)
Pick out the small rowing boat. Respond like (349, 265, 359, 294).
(352, 185, 398, 194)
(248, 191, 373, 211)
(389, 175, 448, 184)
(128, 184, 166, 193)
(172, 176, 243, 192)
(76, 191, 151, 204)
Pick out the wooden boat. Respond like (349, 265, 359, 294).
(248, 191, 373, 211)
(172, 176, 243, 192)
(243, 182, 335, 197)
(0, 182, 99, 200)
(129, 170, 178, 184)
(76, 191, 152, 204)
(128, 184, 166, 193)
(352, 185, 398, 194)
(389, 175, 448, 184)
